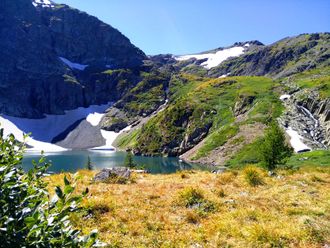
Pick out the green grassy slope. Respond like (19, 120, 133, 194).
(118, 74, 283, 159)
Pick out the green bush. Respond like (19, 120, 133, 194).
(244, 166, 265, 187)
(177, 187, 205, 207)
(0, 129, 103, 247)
(176, 187, 216, 215)
(104, 174, 129, 184)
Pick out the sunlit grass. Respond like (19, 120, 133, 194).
(47, 167, 330, 247)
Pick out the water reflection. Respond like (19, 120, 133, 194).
(22, 150, 206, 174)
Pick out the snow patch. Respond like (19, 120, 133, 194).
(32, 0, 54, 8)
(90, 125, 132, 151)
(86, 112, 104, 126)
(280, 94, 291, 101)
(218, 73, 230, 78)
(0, 116, 66, 152)
(286, 127, 311, 153)
(175, 46, 245, 69)
(0, 103, 112, 152)
(59, 57, 89, 71)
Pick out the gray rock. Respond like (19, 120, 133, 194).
(55, 120, 106, 149)
(94, 167, 131, 182)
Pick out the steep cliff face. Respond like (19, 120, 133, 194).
(0, 0, 146, 118)
(278, 67, 330, 152)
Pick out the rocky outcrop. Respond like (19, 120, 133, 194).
(176, 123, 213, 156)
(234, 95, 256, 116)
(299, 95, 330, 146)
(180, 123, 266, 166)
(279, 90, 329, 149)
(54, 120, 106, 149)
(94, 168, 131, 182)
(0, 0, 146, 118)
(100, 107, 134, 132)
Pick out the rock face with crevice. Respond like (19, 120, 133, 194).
(279, 90, 329, 150)
(0, 0, 146, 118)
(299, 95, 330, 147)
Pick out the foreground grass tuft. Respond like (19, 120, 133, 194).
(243, 166, 265, 187)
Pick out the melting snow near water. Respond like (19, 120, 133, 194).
(0, 103, 111, 152)
(175, 46, 247, 69)
(90, 125, 132, 151)
(0, 116, 66, 152)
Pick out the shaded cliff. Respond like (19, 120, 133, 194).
(0, 0, 146, 118)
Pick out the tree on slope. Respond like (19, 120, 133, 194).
(260, 121, 293, 170)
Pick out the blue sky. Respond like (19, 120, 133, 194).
(53, 0, 329, 55)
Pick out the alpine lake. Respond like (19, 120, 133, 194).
(22, 150, 207, 174)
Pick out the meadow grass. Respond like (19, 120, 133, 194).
(47, 165, 330, 247)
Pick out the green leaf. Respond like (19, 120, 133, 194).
(64, 175, 70, 186)
(55, 186, 64, 200)
(64, 185, 74, 195)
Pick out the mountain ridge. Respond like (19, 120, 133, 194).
(0, 0, 328, 162)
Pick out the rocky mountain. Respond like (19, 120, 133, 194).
(167, 33, 329, 79)
(208, 33, 330, 79)
(0, 0, 146, 118)
(0, 0, 328, 162)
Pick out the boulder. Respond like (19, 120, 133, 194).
(94, 167, 131, 182)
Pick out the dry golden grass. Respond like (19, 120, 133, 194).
(47, 167, 330, 248)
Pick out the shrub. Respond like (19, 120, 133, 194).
(185, 210, 200, 224)
(0, 129, 103, 247)
(177, 187, 204, 207)
(310, 175, 326, 183)
(217, 172, 236, 185)
(104, 174, 129, 184)
(244, 166, 264, 187)
(216, 188, 226, 198)
(176, 187, 216, 214)
(180, 173, 188, 179)
(260, 121, 293, 170)
(86, 200, 114, 217)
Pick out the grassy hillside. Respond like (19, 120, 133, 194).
(117, 74, 283, 161)
(47, 161, 330, 247)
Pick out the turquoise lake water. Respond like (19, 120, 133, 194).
(22, 150, 206, 174)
